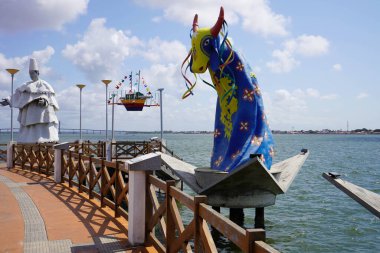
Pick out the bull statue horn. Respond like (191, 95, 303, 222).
(193, 14, 199, 32)
(210, 7, 224, 37)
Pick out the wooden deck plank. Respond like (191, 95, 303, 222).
(323, 172, 380, 218)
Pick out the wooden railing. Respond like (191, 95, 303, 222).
(111, 141, 161, 160)
(146, 177, 278, 253)
(61, 150, 129, 219)
(0, 144, 7, 162)
(13, 143, 55, 176)
(69, 141, 105, 158)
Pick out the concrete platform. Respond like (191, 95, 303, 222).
(0, 162, 156, 253)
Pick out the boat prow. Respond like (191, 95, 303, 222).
(157, 149, 309, 208)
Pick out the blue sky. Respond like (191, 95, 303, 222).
(0, 0, 379, 131)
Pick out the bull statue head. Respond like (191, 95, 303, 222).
(190, 7, 224, 74)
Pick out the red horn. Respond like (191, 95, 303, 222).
(193, 14, 198, 32)
(210, 7, 224, 37)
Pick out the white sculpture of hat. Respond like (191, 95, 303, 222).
(29, 58, 39, 71)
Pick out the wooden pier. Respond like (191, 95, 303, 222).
(0, 141, 279, 253)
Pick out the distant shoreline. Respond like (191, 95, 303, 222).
(1, 128, 379, 135)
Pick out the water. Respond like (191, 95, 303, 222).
(1, 132, 379, 252)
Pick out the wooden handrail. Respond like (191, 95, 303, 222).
(147, 175, 279, 253)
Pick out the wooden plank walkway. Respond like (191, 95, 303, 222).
(0, 162, 156, 253)
(323, 172, 380, 218)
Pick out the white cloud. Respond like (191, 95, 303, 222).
(0, 0, 88, 32)
(320, 94, 338, 100)
(62, 18, 141, 83)
(357, 92, 368, 99)
(267, 34, 329, 73)
(287, 35, 329, 57)
(135, 0, 290, 37)
(306, 88, 320, 98)
(0, 46, 55, 89)
(266, 49, 299, 73)
(140, 37, 187, 64)
(332, 64, 342, 71)
(264, 88, 338, 129)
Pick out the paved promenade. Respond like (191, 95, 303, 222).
(0, 163, 156, 253)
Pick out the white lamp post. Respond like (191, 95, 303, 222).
(158, 88, 164, 140)
(6, 68, 19, 141)
(102, 80, 112, 141)
(76, 84, 86, 141)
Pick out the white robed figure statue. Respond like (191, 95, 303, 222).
(1, 58, 59, 143)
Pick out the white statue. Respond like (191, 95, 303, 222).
(1, 58, 59, 143)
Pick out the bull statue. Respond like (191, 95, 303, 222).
(182, 7, 274, 172)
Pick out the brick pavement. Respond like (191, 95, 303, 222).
(0, 163, 156, 253)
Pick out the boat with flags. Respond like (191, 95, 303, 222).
(108, 70, 159, 111)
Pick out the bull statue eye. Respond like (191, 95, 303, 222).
(200, 36, 213, 56)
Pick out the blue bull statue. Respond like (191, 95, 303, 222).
(182, 7, 274, 172)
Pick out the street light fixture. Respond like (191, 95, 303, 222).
(76, 84, 86, 141)
(6, 68, 19, 141)
(101, 80, 112, 141)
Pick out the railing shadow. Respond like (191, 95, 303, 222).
(9, 168, 132, 250)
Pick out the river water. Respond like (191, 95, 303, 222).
(1, 133, 379, 252)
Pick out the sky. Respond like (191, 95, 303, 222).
(0, 0, 379, 132)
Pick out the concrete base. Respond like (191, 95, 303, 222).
(54, 149, 62, 183)
(6, 141, 16, 169)
(128, 170, 146, 245)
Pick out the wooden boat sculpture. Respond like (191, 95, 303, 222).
(158, 149, 309, 208)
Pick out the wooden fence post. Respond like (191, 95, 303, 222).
(6, 141, 16, 169)
(165, 180, 176, 252)
(78, 153, 83, 193)
(101, 159, 106, 207)
(68, 151, 73, 187)
(89, 156, 94, 199)
(145, 171, 153, 242)
(114, 161, 122, 217)
(53, 142, 69, 183)
(127, 153, 161, 246)
(246, 228, 266, 253)
(194, 195, 207, 253)
(38, 143, 41, 173)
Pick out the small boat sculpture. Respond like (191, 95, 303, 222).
(120, 91, 152, 111)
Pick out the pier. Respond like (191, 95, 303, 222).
(0, 141, 278, 253)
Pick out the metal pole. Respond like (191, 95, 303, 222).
(76, 84, 86, 141)
(158, 88, 164, 140)
(111, 94, 115, 141)
(106, 85, 108, 140)
(79, 88, 82, 140)
(102, 80, 112, 141)
(6, 69, 19, 142)
(10, 74, 14, 141)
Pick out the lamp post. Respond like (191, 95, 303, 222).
(6, 69, 19, 141)
(158, 88, 164, 140)
(111, 93, 116, 141)
(76, 84, 86, 141)
(101, 80, 112, 141)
